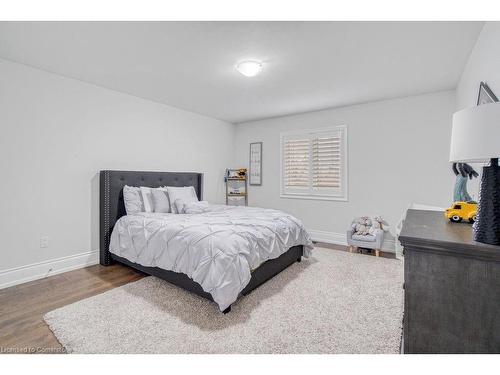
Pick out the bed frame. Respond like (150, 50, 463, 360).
(99, 170, 303, 313)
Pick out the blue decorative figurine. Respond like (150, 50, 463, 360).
(452, 163, 478, 203)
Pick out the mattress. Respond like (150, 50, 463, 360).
(109, 204, 313, 310)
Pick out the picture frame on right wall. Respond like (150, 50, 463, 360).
(477, 81, 499, 105)
(249, 142, 262, 186)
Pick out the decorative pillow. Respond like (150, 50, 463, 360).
(139, 187, 170, 213)
(151, 188, 171, 213)
(175, 199, 209, 214)
(123, 185, 145, 215)
(166, 186, 198, 213)
(139, 187, 155, 212)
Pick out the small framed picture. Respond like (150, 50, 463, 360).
(249, 142, 262, 186)
(477, 82, 498, 105)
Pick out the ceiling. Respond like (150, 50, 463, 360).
(0, 22, 483, 123)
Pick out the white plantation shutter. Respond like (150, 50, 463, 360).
(281, 126, 347, 200)
(312, 133, 341, 189)
(283, 138, 310, 188)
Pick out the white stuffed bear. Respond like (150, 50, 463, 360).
(353, 216, 372, 235)
(369, 216, 389, 235)
(368, 220, 380, 235)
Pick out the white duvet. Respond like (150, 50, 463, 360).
(109, 204, 313, 310)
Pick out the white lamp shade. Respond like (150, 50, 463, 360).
(450, 101, 500, 162)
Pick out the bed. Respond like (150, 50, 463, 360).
(100, 170, 313, 313)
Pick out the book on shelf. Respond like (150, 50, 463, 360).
(228, 188, 246, 195)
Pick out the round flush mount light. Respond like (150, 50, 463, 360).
(236, 60, 263, 77)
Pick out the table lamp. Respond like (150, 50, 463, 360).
(450, 101, 500, 245)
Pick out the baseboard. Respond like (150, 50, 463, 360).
(0, 250, 99, 290)
(308, 230, 348, 245)
(308, 229, 396, 253)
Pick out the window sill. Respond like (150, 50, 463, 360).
(280, 193, 348, 202)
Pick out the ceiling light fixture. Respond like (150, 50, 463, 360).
(236, 60, 263, 77)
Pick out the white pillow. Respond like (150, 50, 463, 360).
(140, 186, 169, 213)
(123, 185, 144, 215)
(174, 199, 209, 214)
(167, 186, 198, 214)
(151, 188, 171, 213)
(139, 187, 154, 212)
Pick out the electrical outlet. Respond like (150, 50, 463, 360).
(40, 236, 49, 248)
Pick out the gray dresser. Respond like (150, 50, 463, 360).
(399, 209, 500, 353)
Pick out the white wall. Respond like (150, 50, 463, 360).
(234, 91, 456, 249)
(456, 22, 500, 110)
(3, 26, 489, 286)
(0, 59, 234, 286)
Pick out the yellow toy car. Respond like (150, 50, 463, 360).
(444, 201, 477, 223)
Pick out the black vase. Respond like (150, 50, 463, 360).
(474, 160, 500, 245)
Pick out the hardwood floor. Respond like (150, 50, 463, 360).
(0, 244, 394, 353)
(0, 263, 144, 353)
(315, 242, 396, 259)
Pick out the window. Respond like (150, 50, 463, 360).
(280, 126, 348, 201)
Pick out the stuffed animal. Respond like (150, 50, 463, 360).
(372, 216, 389, 231)
(368, 220, 380, 235)
(353, 216, 372, 235)
(352, 216, 388, 236)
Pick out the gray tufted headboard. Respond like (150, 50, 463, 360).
(99, 170, 203, 266)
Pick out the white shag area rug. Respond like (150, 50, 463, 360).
(44, 247, 404, 354)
